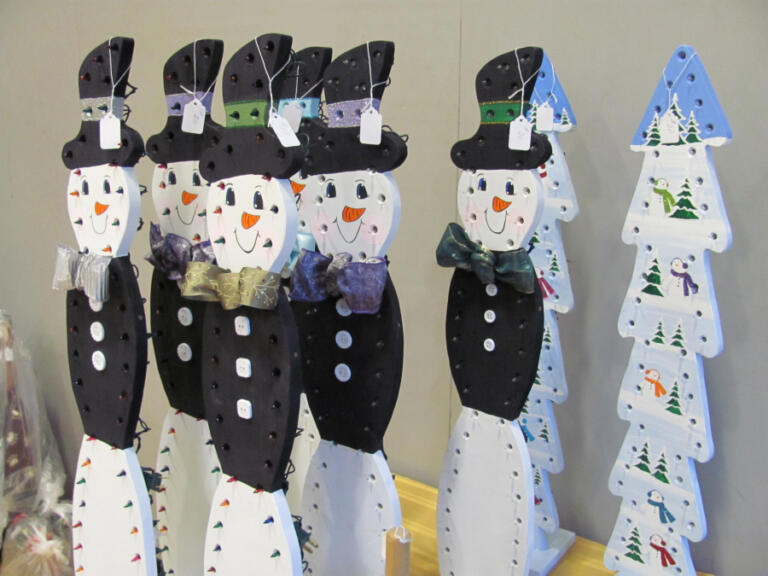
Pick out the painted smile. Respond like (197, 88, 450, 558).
(234, 228, 260, 254)
(90, 210, 109, 235)
(484, 209, 507, 235)
(175, 203, 197, 225)
(334, 217, 363, 244)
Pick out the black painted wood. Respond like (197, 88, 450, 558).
(202, 293, 301, 493)
(150, 269, 207, 419)
(291, 274, 403, 453)
(445, 269, 543, 421)
(66, 256, 148, 448)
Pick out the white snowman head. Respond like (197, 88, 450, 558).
(300, 170, 400, 260)
(649, 534, 664, 546)
(645, 368, 660, 381)
(457, 169, 543, 251)
(151, 162, 210, 243)
(647, 489, 663, 503)
(670, 257, 687, 273)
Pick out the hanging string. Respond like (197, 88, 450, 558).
(106, 37, 131, 117)
(662, 51, 698, 108)
(178, 40, 217, 106)
(507, 49, 542, 111)
(364, 41, 389, 112)
(255, 38, 292, 120)
(532, 57, 559, 107)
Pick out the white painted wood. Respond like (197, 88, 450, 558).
(301, 440, 401, 576)
(529, 528, 575, 576)
(529, 310, 567, 403)
(532, 465, 559, 535)
(71, 435, 156, 576)
(285, 393, 320, 514)
(530, 218, 574, 314)
(151, 161, 211, 244)
(67, 166, 141, 257)
(538, 134, 578, 223)
(300, 171, 401, 261)
(154, 410, 221, 576)
(521, 396, 564, 475)
(437, 407, 534, 576)
(206, 176, 298, 274)
(204, 475, 302, 576)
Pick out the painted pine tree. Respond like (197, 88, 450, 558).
(605, 45, 732, 576)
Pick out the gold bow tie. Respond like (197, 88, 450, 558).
(181, 261, 281, 310)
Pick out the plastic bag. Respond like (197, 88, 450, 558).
(0, 505, 73, 576)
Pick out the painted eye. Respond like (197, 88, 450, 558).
(478, 177, 486, 191)
(103, 180, 111, 194)
(192, 172, 201, 187)
(253, 191, 263, 210)
(325, 182, 336, 198)
(81, 181, 90, 196)
(506, 181, 515, 196)
(356, 183, 368, 200)
(168, 171, 177, 185)
(115, 187, 124, 195)
(225, 187, 235, 206)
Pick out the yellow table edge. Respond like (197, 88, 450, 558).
(394, 475, 714, 576)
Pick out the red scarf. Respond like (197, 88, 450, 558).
(650, 539, 676, 567)
(538, 276, 556, 298)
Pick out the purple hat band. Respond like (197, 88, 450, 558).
(327, 98, 381, 128)
(166, 92, 214, 116)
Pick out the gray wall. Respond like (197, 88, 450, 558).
(0, 1, 765, 574)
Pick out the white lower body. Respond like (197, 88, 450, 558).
(302, 440, 402, 576)
(154, 410, 221, 576)
(204, 475, 302, 576)
(437, 407, 534, 576)
(72, 435, 156, 576)
(286, 393, 320, 513)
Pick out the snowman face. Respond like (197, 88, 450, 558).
(301, 170, 401, 260)
(67, 165, 140, 257)
(206, 175, 297, 274)
(647, 490, 663, 503)
(670, 258, 686, 273)
(457, 169, 543, 251)
(151, 161, 210, 243)
(645, 369, 660, 380)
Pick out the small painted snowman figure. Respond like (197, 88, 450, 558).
(184, 34, 304, 576)
(144, 39, 224, 576)
(649, 533, 677, 567)
(664, 257, 699, 300)
(435, 47, 553, 576)
(58, 38, 155, 576)
(288, 41, 408, 576)
(649, 177, 676, 219)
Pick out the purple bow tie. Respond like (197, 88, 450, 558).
(145, 223, 215, 281)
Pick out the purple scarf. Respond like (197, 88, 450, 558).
(670, 268, 698, 296)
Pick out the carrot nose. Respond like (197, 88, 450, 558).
(492, 196, 511, 212)
(70, 190, 79, 197)
(94, 202, 109, 216)
(102, 245, 113, 254)
(290, 180, 306, 195)
(241, 212, 260, 229)
(342, 206, 366, 223)
(181, 191, 198, 206)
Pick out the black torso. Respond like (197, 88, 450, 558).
(446, 269, 544, 421)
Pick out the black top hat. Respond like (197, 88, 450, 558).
(451, 47, 552, 171)
(199, 34, 303, 181)
(62, 37, 144, 169)
(302, 41, 407, 175)
(146, 39, 225, 165)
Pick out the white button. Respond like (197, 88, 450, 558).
(236, 399, 253, 420)
(236, 358, 252, 378)
(177, 343, 193, 362)
(484, 310, 496, 324)
(335, 299, 352, 317)
(334, 363, 352, 382)
(335, 330, 353, 349)
(483, 338, 496, 352)
(234, 316, 251, 336)
(485, 283, 498, 297)
(91, 350, 106, 371)
(177, 307, 193, 327)
(90, 321, 105, 342)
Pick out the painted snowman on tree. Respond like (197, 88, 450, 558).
(183, 33, 304, 576)
(144, 39, 224, 576)
(605, 45, 732, 575)
(289, 41, 408, 576)
(56, 37, 155, 576)
(435, 47, 552, 576)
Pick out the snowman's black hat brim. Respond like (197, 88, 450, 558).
(62, 121, 144, 169)
(146, 116, 223, 165)
(451, 124, 551, 171)
(199, 127, 303, 182)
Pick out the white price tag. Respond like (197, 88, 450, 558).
(270, 112, 300, 147)
(508, 116, 532, 151)
(99, 112, 121, 150)
(659, 109, 680, 143)
(536, 102, 555, 132)
(281, 101, 303, 133)
(181, 99, 206, 134)
(360, 106, 383, 145)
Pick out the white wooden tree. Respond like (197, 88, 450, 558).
(604, 45, 731, 575)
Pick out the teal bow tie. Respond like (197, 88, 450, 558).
(436, 223, 536, 294)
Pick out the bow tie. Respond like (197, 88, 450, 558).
(289, 249, 388, 314)
(436, 223, 536, 294)
(52, 244, 112, 303)
(181, 261, 281, 311)
(145, 223, 215, 281)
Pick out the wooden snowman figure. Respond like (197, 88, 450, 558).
(273, 45, 333, 514)
(144, 39, 224, 576)
(56, 37, 155, 576)
(435, 47, 553, 576)
(289, 41, 408, 576)
(183, 33, 304, 576)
